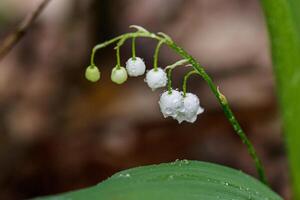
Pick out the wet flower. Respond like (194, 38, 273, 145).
(159, 90, 183, 119)
(85, 65, 100, 82)
(176, 93, 204, 123)
(126, 57, 146, 77)
(145, 68, 167, 90)
(111, 66, 128, 84)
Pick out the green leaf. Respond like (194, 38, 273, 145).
(286, 0, 300, 38)
(260, 0, 300, 198)
(36, 161, 282, 200)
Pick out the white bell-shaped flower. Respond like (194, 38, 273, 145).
(126, 57, 146, 77)
(145, 68, 167, 90)
(176, 93, 204, 123)
(111, 66, 128, 84)
(159, 90, 184, 119)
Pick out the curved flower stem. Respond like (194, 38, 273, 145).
(153, 40, 165, 71)
(165, 59, 189, 94)
(91, 35, 124, 66)
(89, 30, 268, 184)
(182, 70, 199, 97)
(167, 69, 173, 94)
(90, 32, 157, 66)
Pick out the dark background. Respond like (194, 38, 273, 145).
(0, 0, 289, 199)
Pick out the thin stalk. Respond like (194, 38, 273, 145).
(91, 35, 124, 66)
(116, 47, 121, 69)
(167, 69, 172, 94)
(132, 37, 136, 60)
(153, 40, 164, 71)
(165, 59, 189, 94)
(183, 70, 199, 97)
(90, 32, 157, 66)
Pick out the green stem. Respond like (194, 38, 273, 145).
(165, 59, 188, 94)
(90, 32, 157, 66)
(132, 37, 136, 60)
(167, 69, 172, 94)
(91, 35, 124, 66)
(116, 46, 121, 69)
(153, 40, 164, 71)
(90, 30, 268, 184)
(183, 70, 199, 97)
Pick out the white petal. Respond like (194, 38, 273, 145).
(197, 107, 204, 115)
(174, 93, 204, 123)
(145, 68, 167, 90)
(126, 57, 146, 77)
(159, 90, 184, 119)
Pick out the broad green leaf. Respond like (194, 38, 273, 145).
(36, 160, 282, 200)
(260, 0, 300, 198)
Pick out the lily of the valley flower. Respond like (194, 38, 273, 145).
(159, 90, 204, 123)
(126, 57, 146, 77)
(111, 66, 128, 84)
(159, 90, 183, 118)
(176, 93, 204, 123)
(145, 68, 167, 90)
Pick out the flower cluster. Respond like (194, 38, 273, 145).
(85, 26, 204, 123)
(145, 68, 168, 90)
(159, 90, 204, 123)
(85, 56, 204, 123)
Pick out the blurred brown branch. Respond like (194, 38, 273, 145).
(0, 0, 51, 62)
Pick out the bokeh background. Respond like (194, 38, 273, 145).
(0, 0, 290, 199)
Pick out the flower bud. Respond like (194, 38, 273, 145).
(126, 57, 146, 77)
(176, 93, 204, 123)
(111, 66, 128, 84)
(145, 68, 167, 90)
(159, 90, 184, 119)
(85, 65, 101, 82)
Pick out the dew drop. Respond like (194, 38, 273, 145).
(171, 159, 180, 165)
(223, 182, 229, 186)
(182, 159, 189, 165)
(118, 173, 131, 178)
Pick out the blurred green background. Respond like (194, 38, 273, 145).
(0, 0, 290, 199)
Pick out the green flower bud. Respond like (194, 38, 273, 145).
(111, 66, 128, 84)
(85, 65, 100, 82)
